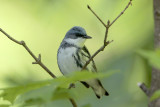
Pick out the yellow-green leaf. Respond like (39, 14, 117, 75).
(150, 90, 160, 101)
(137, 49, 160, 69)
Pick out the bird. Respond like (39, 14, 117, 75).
(57, 26, 109, 98)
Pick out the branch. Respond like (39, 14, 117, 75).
(69, 99, 77, 107)
(137, 82, 150, 97)
(87, 5, 107, 28)
(0, 28, 56, 78)
(0, 1, 132, 106)
(0, 28, 77, 107)
(109, 0, 132, 27)
(82, 0, 132, 70)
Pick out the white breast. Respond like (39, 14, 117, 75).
(57, 47, 81, 75)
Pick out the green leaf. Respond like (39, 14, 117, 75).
(0, 70, 117, 106)
(18, 71, 117, 105)
(137, 49, 160, 69)
(52, 87, 74, 100)
(16, 84, 58, 106)
(16, 84, 75, 106)
(0, 80, 52, 103)
(0, 104, 10, 107)
(81, 104, 92, 107)
(0, 98, 11, 107)
(150, 90, 160, 101)
(55, 70, 118, 87)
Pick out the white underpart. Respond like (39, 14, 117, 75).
(58, 47, 81, 75)
(64, 38, 86, 47)
(58, 46, 94, 74)
(58, 38, 87, 75)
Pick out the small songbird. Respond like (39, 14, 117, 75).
(57, 26, 109, 98)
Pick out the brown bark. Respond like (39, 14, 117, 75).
(154, 0, 160, 48)
(149, 0, 160, 107)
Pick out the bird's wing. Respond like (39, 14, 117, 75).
(80, 46, 98, 72)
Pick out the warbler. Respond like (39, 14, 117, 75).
(57, 26, 109, 98)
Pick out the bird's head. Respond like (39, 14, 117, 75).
(64, 26, 92, 47)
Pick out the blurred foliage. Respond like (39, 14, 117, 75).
(150, 90, 160, 102)
(138, 49, 160, 102)
(138, 49, 160, 70)
(0, 71, 116, 106)
(0, 0, 154, 107)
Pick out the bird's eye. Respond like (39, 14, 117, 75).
(76, 33, 84, 37)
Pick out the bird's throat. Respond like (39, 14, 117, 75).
(64, 38, 86, 48)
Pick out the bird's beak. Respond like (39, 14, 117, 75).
(84, 35, 92, 39)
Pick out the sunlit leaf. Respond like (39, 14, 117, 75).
(150, 90, 160, 101)
(0, 98, 11, 107)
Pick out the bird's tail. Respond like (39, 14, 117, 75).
(83, 79, 109, 99)
(92, 84, 109, 99)
(92, 80, 109, 99)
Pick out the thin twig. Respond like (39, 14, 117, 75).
(87, 5, 107, 28)
(137, 82, 150, 97)
(0, 28, 56, 78)
(0, 28, 77, 107)
(82, 40, 113, 70)
(82, 0, 132, 70)
(0, 1, 132, 106)
(69, 98, 77, 107)
(109, 0, 132, 27)
(104, 21, 110, 43)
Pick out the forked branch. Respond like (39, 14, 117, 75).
(0, 0, 132, 106)
(0, 28, 77, 107)
(0, 28, 56, 78)
(82, 0, 132, 70)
